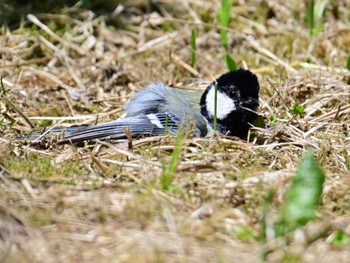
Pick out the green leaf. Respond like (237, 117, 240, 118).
(234, 226, 255, 242)
(330, 231, 350, 247)
(225, 53, 239, 71)
(291, 103, 305, 116)
(276, 151, 325, 235)
(269, 114, 277, 126)
(81, 0, 90, 8)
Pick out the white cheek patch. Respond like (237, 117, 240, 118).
(147, 114, 164, 128)
(205, 87, 237, 120)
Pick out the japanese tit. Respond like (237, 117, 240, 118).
(30, 69, 260, 145)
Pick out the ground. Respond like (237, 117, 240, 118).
(0, 0, 349, 262)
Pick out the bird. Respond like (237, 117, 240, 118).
(28, 69, 260, 145)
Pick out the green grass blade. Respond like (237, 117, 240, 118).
(315, 0, 328, 20)
(190, 27, 197, 68)
(213, 81, 218, 131)
(307, 0, 315, 36)
(161, 125, 185, 190)
(164, 114, 169, 135)
(218, 0, 234, 49)
(258, 189, 276, 243)
(346, 55, 350, 71)
(275, 150, 325, 235)
(307, 0, 327, 36)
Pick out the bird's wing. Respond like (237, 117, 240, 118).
(124, 83, 207, 136)
(57, 113, 197, 145)
(125, 83, 201, 117)
(124, 83, 170, 117)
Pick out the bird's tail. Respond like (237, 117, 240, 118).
(22, 113, 183, 146)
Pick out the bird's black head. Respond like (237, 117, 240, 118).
(200, 69, 260, 138)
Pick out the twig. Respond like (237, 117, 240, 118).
(27, 14, 85, 55)
(123, 127, 133, 150)
(137, 31, 178, 52)
(0, 77, 35, 128)
(91, 155, 109, 174)
(97, 140, 162, 167)
(243, 35, 297, 73)
(31, 119, 65, 143)
(169, 52, 200, 77)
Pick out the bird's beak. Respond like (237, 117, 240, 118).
(240, 98, 259, 110)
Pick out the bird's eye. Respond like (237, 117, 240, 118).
(230, 91, 238, 99)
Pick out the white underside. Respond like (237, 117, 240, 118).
(205, 86, 236, 120)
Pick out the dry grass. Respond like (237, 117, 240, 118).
(0, 0, 350, 262)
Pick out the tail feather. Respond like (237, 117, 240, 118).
(24, 113, 185, 145)
(58, 122, 166, 144)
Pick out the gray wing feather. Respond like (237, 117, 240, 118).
(57, 113, 181, 145)
(125, 83, 170, 117)
(125, 83, 201, 117)
(125, 83, 208, 136)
